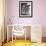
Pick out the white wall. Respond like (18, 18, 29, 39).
(0, 0, 4, 42)
(6, 0, 46, 37)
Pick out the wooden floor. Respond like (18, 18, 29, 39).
(3, 40, 31, 46)
(3, 40, 46, 46)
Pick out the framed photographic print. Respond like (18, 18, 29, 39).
(19, 1, 33, 17)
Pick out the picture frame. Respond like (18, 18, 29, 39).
(19, 1, 33, 18)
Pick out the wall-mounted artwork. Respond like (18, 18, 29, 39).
(19, 1, 33, 17)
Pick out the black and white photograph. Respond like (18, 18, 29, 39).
(19, 1, 32, 17)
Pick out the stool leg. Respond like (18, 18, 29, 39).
(15, 36, 16, 42)
(12, 30, 13, 43)
(25, 30, 26, 46)
(25, 31, 26, 42)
